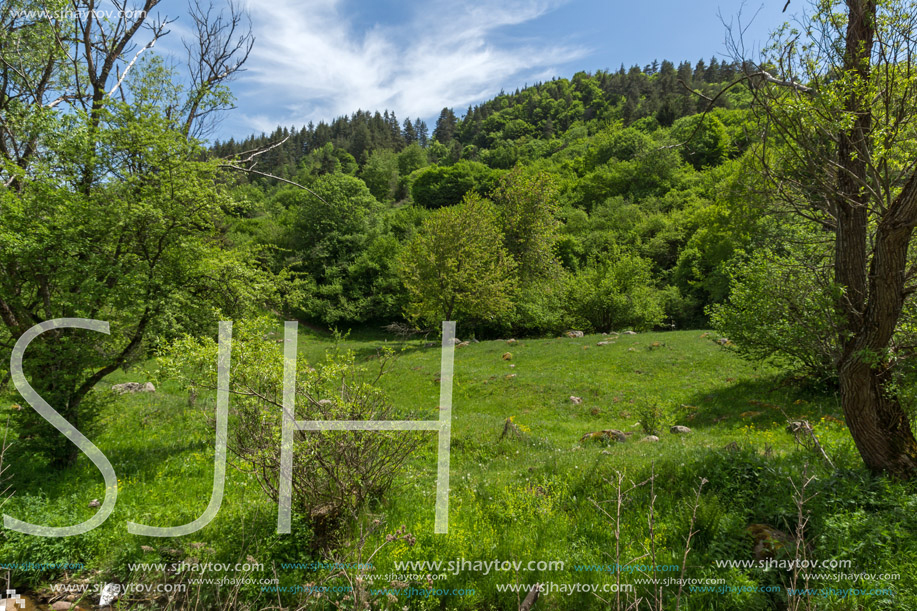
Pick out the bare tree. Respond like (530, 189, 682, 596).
(723, 0, 917, 477)
(181, 0, 254, 138)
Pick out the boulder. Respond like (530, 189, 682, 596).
(640, 435, 660, 442)
(565, 330, 584, 338)
(622, 330, 637, 335)
(111, 382, 155, 394)
(670, 425, 692, 434)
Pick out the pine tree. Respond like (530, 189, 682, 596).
(402, 118, 417, 145)
(415, 118, 429, 147)
(433, 107, 457, 143)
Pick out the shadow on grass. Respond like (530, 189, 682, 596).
(679, 374, 842, 432)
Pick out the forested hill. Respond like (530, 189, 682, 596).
(211, 57, 762, 338)
(212, 58, 743, 176)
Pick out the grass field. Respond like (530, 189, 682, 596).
(2, 328, 915, 610)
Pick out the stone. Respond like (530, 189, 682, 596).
(580, 429, 626, 443)
(622, 330, 637, 335)
(451, 337, 463, 344)
(502, 352, 513, 361)
(670, 425, 692, 434)
(569, 396, 583, 404)
(111, 382, 155, 394)
(565, 330, 584, 338)
(88, 498, 101, 508)
(52, 602, 74, 610)
(505, 374, 516, 380)
(506, 339, 517, 344)
(455, 341, 470, 348)
(596, 341, 613, 346)
(640, 435, 660, 442)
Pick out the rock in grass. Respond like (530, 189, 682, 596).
(640, 435, 660, 442)
(670, 425, 692, 434)
(565, 330, 584, 338)
(111, 382, 155, 394)
(580, 429, 626, 443)
(569, 396, 583, 404)
(622, 330, 637, 335)
(502, 352, 513, 360)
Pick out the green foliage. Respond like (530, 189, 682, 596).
(160, 318, 421, 535)
(398, 192, 517, 328)
(359, 149, 399, 202)
(0, 96, 272, 465)
(283, 175, 404, 324)
(671, 114, 731, 169)
(491, 167, 562, 280)
(562, 247, 667, 332)
(410, 161, 496, 209)
(635, 398, 668, 435)
(709, 247, 842, 380)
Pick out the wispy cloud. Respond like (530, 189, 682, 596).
(236, 0, 586, 132)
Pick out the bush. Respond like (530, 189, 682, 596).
(562, 247, 667, 332)
(398, 192, 517, 329)
(160, 319, 422, 539)
(635, 398, 668, 435)
(708, 248, 841, 381)
(410, 161, 495, 209)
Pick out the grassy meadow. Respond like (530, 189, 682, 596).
(2, 327, 915, 610)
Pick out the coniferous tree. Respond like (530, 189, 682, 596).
(433, 107, 457, 143)
(402, 118, 417, 145)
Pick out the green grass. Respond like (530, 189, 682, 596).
(2, 329, 915, 610)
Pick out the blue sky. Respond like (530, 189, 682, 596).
(149, 0, 797, 142)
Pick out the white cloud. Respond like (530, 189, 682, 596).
(235, 0, 586, 130)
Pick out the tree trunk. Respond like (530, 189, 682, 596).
(833, 0, 917, 478)
(839, 360, 917, 477)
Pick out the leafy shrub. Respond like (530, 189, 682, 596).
(160, 319, 422, 539)
(398, 192, 517, 329)
(410, 161, 495, 209)
(562, 247, 667, 332)
(635, 398, 668, 435)
(708, 248, 841, 381)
